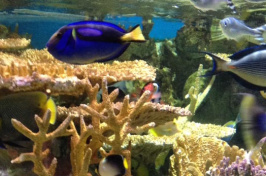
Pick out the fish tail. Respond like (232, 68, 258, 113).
(45, 97, 57, 124)
(200, 52, 228, 76)
(226, 0, 237, 14)
(253, 24, 266, 44)
(121, 25, 146, 42)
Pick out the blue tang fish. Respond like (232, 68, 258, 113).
(201, 45, 266, 90)
(46, 21, 146, 65)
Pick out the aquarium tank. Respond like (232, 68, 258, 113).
(0, 0, 266, 175)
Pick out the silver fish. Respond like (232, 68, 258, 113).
(245, 0, 266, 3)
(220, 17, 266, 44)
(189, 0, 236, 13)
(202, 45, 266, 90)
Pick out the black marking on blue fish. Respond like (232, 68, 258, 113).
(230, 44, 266, 60)
(226, 0, 237, 14)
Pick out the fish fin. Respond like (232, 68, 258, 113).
(230, 45, 266, 60)
(96, 43, 130, 62)
(199, 52, 227, 76)
(223, 120, 236, 128)
(72, 29, 77, 41)
(148, 128, 159, 137)
(260, 91, 266, 99)
(45, 97, 57, 124)
(251, 25, 266, 44)
(230, 73, 266, 90)
(121, 25, 146, 42)
(123, 158, 128, 170)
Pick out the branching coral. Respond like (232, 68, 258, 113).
(10, 110, 74, 176)
(69, 116, 93, 176)
(79, 77, 154, 176)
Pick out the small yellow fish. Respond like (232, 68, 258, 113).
(0, 91, 56, 148)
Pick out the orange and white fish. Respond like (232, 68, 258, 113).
(140, 82, 162, 103)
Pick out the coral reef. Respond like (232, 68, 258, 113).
(177, 120, 236, 139)
(6, 74, 191, 175)
(169, 133, 246, 176)
(0, 32, 262, 176)
(206, 156, 266, 176)
(0, 38, 31, 50)
(0, 49, 156, 95)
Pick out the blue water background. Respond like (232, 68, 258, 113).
(0, 12, 184, 49)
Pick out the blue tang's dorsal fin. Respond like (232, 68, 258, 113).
(230, 45, 266, 60)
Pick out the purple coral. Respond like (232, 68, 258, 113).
(206, 156, 266, 176)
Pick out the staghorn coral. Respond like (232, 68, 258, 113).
(79, 77, 160, 176)
(0, 38, 31, 50)
(0, 49, 156, 95)
(10, 110, 74, 176)
(69, 116, 93, 176)
(169, 133, 246, 176)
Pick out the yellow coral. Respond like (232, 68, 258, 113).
(169, 133, 246, 176)
(0, 50, 156, 95)
(0, 38, 31, 49)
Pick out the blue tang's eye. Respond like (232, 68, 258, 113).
(56, 32, 63, 38)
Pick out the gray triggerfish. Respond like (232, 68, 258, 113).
(189, 0, 236, 13)
(98, 154, 128, 176)
(46, 21, 146, 65)
(201, 45, 266, 91)
(220, 17, 266, 44)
